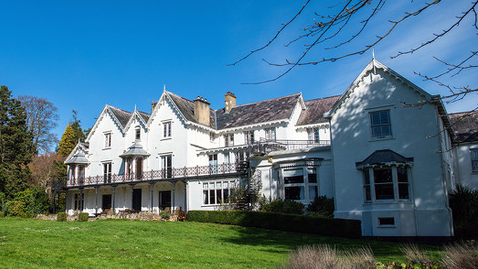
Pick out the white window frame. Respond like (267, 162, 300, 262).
(202, 180, 235, 205)
(363, 166, 411, 202)
(135, 126, 141, 141)
(104, 132, 112, 148)
(209, 154, 218, 174)
(471, 148, 478, 172)
(307, 128, 319, 143)
(103, 162, 112, 183)
(370, 110, 392, 139)
(224, 133, 234, 147)
(245, 130, 254, 144)
(163, 121, 172, 138)
(161, 154, 173, 178)
(265, 127, 276, 141)
(281, 167, 319, 203)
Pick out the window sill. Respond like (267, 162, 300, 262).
(369, 137, 395, 142)
(103, 147, 111, 150)
(161, 137, 172, 141)
(364, 200, 412, 205)
(377, 225, 397, 228)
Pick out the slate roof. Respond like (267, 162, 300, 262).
(215, 93, 302, 130)
(137, 110, 151, 123)
(166, 91, 216, 128)
(120, 141, 150, 157)
(356, 149, 414, 169)
(449, 110, 478, 143)
(65, 151, 89, 164)
(108, 105, 133, 128)
(297, 95, 341, 126)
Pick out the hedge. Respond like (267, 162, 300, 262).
(187, 210, 361, 238)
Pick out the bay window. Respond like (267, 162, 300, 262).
(363, 165, 410, 202)
(203, 180, 234, 205)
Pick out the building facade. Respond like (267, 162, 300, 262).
(65, 59, 475, 238)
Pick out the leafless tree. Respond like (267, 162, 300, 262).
(18, 95, 59, 154)
(230, 0, 477, 104)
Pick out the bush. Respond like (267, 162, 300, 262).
(261, 199, 304, 215)
(187, 210, 361, 238)
(160, 211, 170, 220)
(5, 200, 29, 217)
(441, 242, 478, 269)
(57, 212, 67, 222)
(306, 196, 334, 218)
(449, 185, 478, 238)
(78, 212, 89, 222)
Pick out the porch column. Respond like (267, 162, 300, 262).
(95, 187, 99, 214)
(171, 181, 176, 212)
(112, 185, 116, 214)
(184, 182, 187, 212)
(79, 188, 83, 213)
(150, 182, 154, 212)
(130, 184, 135, 210)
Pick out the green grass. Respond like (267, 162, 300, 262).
(0, 218, 442, 268)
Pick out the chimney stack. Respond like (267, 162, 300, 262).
(151, 102, 157, 114)
(225, 92, 236, 113)
(193, 96, 210, 127)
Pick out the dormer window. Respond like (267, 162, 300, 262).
(135, 126, 141, 141)
(265, 127, 276, 141)
(104, 132, 112, 148)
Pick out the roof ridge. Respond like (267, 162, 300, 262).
(304, 94, 341, 102)
(107, 105, 132, 114)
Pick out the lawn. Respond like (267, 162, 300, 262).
(0, 218, 442, 268)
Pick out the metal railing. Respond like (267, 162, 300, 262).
(251, 139, 330, 154)
(67, 162, 247, 187)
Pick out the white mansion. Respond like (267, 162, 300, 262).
(65, 59, 478, 237)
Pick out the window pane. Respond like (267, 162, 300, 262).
(398, 183, 409, 199)
(309, 186, 318, 200)
(203, 190, 209, 204)
(210, 189, 216, 204)
(375, 183, 394, 200)
(397, 167, 408, 182)
(285, 186, 304, 200)
(380, 111, 390, 124)
(203, 183, 208, 189)
(223, 189, 229, 203)
(380, 126, 391, 137)
(374, 169, 392, 183)
(473, 160, 478, 171)
(216, 189, 222, 203)
(284, 175, 304, 184)
(308, 173, 317, 183)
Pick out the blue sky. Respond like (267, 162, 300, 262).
(1, 1, 476, 151)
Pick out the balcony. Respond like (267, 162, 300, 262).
(250, 139, 331, 155)
(67, 162, 247, 188)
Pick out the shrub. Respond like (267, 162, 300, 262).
(261, 199, 304, 215)
(160, 211, 170, 220)
(187, 210, 361, 238)
(449, 185, 478, 238)
(6, 200, 29, 217)
(57, 212, 67, 222)
(306, 196, 334, 218)
(78, 212, 89, 222)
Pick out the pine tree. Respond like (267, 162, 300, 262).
(0, 86, 34, 198)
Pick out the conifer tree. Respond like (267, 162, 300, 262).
(0, 86, 34, 198)
(57, 124, 76, 157)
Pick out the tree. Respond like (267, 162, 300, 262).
(0, 86, 34, 198)
(231, 1, 477, 104)
(29, 152, 64, 188)
(70, 110, 86, 143)
(17, 95, 59, 154)
(57, 124, 77, 157)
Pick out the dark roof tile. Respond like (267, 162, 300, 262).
(449, 110, 478, 143)
(297, 95, 340, 126)
(108, 106, 132, 127)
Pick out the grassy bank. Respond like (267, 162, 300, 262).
(0, 218, 442, 268)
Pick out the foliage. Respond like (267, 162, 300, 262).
(0, 86, 34, 199)
(57, 124, 76, 157)
(78, 212, 89, 222)
(187, 210, 361, 238)
(306, 196, 334, 218)
(160, 211, 170, 220)
(29, 152, 64, 188)
(2, 188, 50, 217)
(261, 199, 304, 215)
(448, 185, 478, 238)
(57, 212, 67, 221)
(17, 95, 59, 154)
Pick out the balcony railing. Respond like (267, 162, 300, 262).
(251, 139, 330, 154)
(67, 162, 247, 187)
